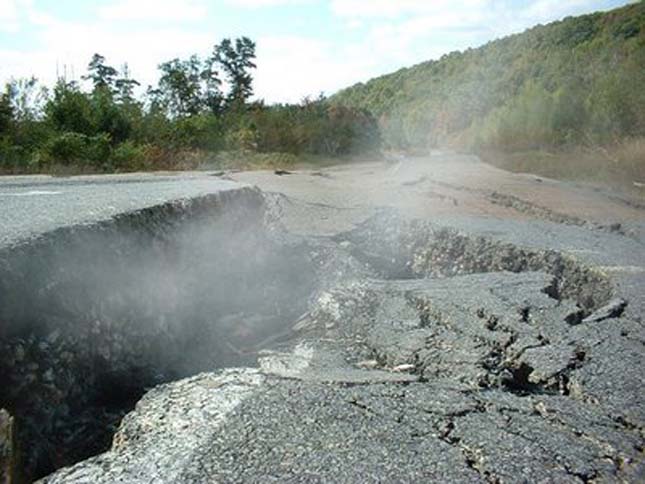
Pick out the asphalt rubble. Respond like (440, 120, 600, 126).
(0, 186, 643, 483)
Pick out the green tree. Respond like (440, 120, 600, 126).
(80, 55, 135, 144)
(213, 37, 257, 107)
(45, 80, 95, 135)
(2, 78, 52, 159)
(5, 77, 48, 122)
(91, 87, 131, 143)
(0, 88, 14, 134)
(159, 56, 207, 117)
(144, 85, 165, 114)
(115, 64, 141, 105)
(200, 57, 224, 114)
(83, 53, 118, 92)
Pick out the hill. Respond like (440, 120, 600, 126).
(332, 2, 645, 186)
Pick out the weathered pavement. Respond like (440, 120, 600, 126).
(0, 172, 241, 249)
(4, 154, 644, 482)
(232, 155, 645, 319)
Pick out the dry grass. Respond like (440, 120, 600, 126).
(479, 137, 645, 196)
(203, 151, 299, 171)
(197, 150, 372, 172)
(0, 148, 364, 176)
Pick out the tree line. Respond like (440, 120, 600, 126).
(0, 37, 380, 174)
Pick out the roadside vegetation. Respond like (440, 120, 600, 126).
(2, 3, 643, 187)
(0, 38, 380, 174)
(332, 2, 645, 188)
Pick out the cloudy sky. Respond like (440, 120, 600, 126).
(0, 0, 632, 103)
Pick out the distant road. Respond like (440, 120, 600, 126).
(232, 153, 645, 235)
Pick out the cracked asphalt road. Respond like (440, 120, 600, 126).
(0, 172, 241, 249)
(23, 154, 645, 483)
(231, 153, 645, 234)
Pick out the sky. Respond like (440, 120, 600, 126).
(0, 0, 634, 103)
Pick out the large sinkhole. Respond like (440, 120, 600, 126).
(338, 212, 614, 314)
(0, 195, 615, 482)
(0, 188, 317, 482)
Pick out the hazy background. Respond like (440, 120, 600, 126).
(0, 0, 633, 103)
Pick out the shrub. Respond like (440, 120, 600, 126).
(45, 82, 95, 135)
(110, 141, 147, 171)
(225, 126, 258, 151)
(162, 114, 223, 151)
(41, 132, 111, 166)
(0, 136, 33, 172)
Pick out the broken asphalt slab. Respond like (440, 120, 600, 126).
(2, 155, 643, 482)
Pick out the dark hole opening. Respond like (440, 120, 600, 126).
(0, 196, 317, 482)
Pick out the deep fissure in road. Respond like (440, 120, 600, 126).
(0, 193, 614, 482)
(0, 189, 317, 481)
(341, 213, 613, 313)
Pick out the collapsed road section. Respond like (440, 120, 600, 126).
(0, 183, 321, 481)
(0, 169, 643, 482)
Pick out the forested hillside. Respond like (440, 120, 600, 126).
(333, 2, 645, 185)
(2, 4, 643, 181)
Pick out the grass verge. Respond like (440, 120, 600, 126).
(478, 138, 645, 198)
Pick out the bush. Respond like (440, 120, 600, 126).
(41, 132, 111, 166)
(224, 125, 257, 151)
(168, 114, 224, 151)
(45, 82, 95, 135)
(85, 133, 111, 163)
(0, 136, 34, 173)
(110, 141, 147, 171)
(213, 150, 298, 170)
(248, 101, 381, 156)
(46, 132, 86, 163)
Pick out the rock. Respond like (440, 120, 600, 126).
(390, 363, 416, 373)
(0, 409, 16, 484)
(582, 298, 627, 323)
(13, 346, 24, 363)
(356, 359, 378, 369)
(46, 330, 61, 345)
(39, 371, 265, 484)
(42, 369, 55, 383)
